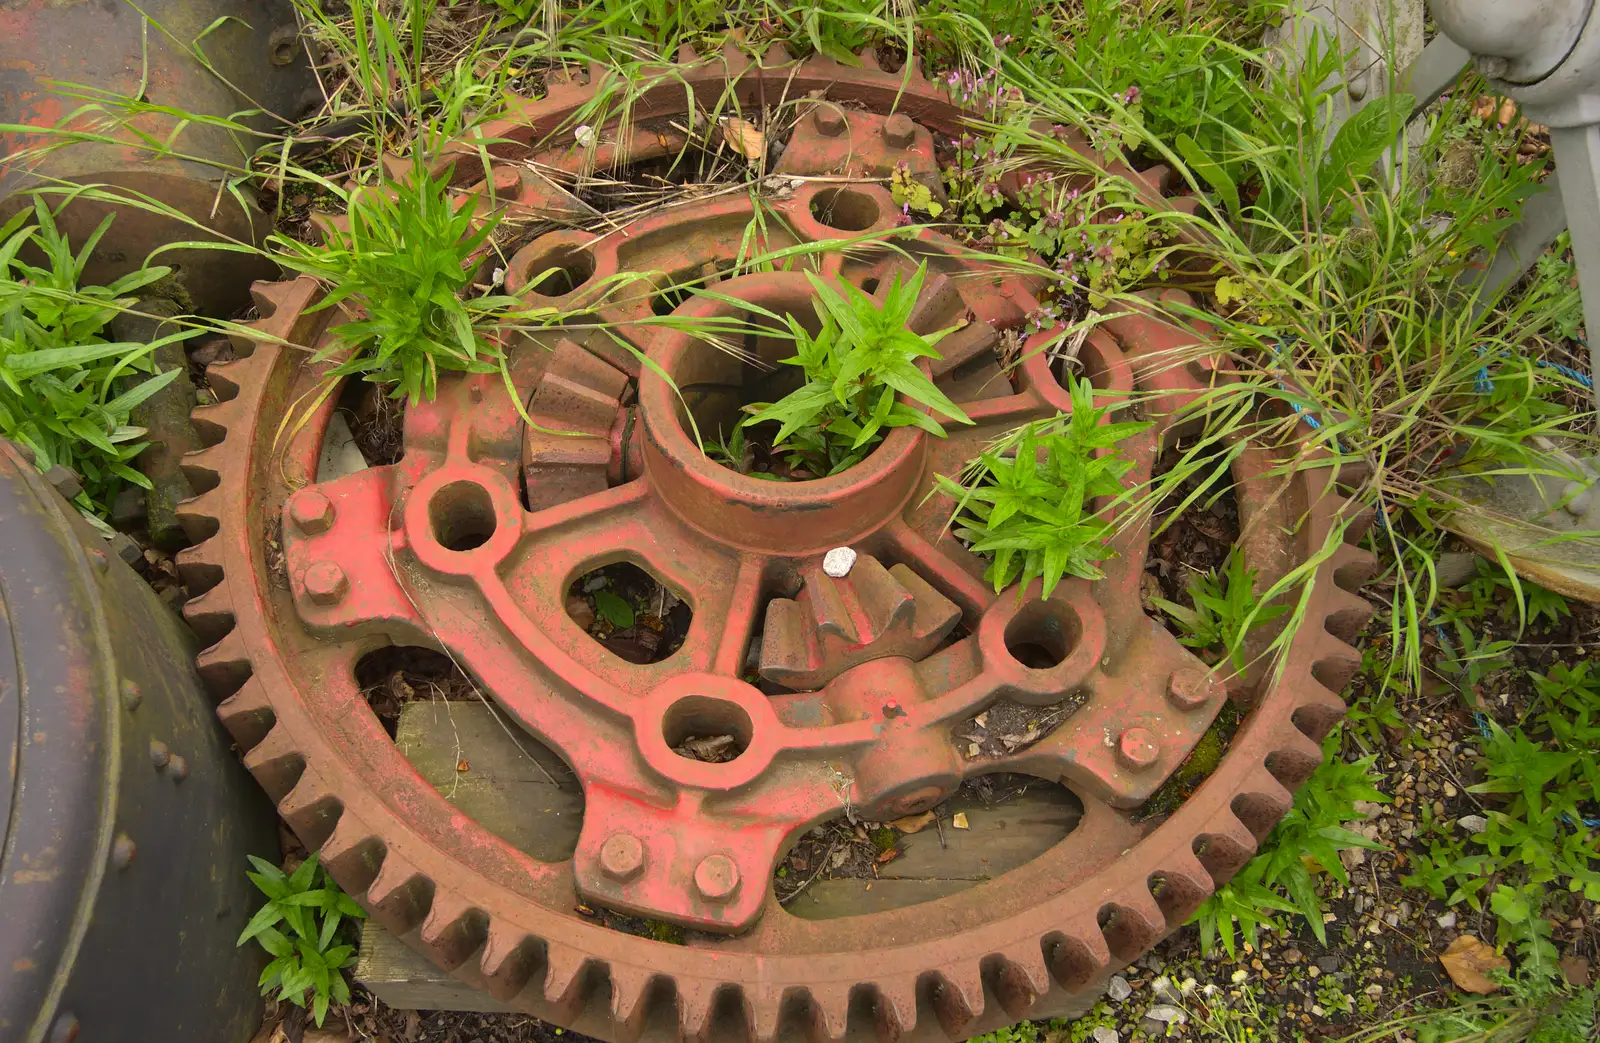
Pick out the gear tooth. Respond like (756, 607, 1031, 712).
(1265, 725, 1325, 790)
(178, 441, 228, 492)
(1149, 848, 1216, 927)
(175, 486, 223, 543)
(419, 893, 489, 970)
(677, 43, 700, 64)
(905, 273, 962, 332)
(1293, 671, 1349, 743)
(928, 321, 1000, 380)
(858, 46, 884, 71)
(203, 355, 258, 401)
(1167, 196, 1201, 217)
(196, 627, 252, 697)
(1330, 542, 1378, 592)
(1195, 812, 1259, 886)
(674, 979, 718, 1041)
(849, 555, 915, 637)
(175, 536, 225, 594)
(761, 41, 793, 66)
(278, 765, 342, 848)
(181, 580, 235, 644)
(1135, 163, 1173, 196)
(1231, 766, 1294, 842)
(983, 947, 1049, 1019)
(1098, 889, 1167, 962)
(217, 676, 276, 750)
(249, 279, 296, 318)
(886, 563, 960, 641)
(365, 853, 435, 935)
(241, 721, 305, 802)
(719, 40, 750, 74)
(190, 399, 242, 447)
(544, 941, 591, 1015)
(808, 571, 859, 644)
(922, 968, 981, 1040)
(757, 597, 808, 679)
(479, 924, 538, 1002)
(809, 984, 851, 1041)
(524, 339, 629, 511)
(1041, 927, 1110, 993)
(871, 979, 918, 1042)
(316, 808, 385, 894)
(1323, 586, 1374, 643)
(608, 964, 656, 1038)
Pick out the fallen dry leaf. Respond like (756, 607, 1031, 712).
(875, 848, 899, 864)
(1560, 954, 1592, 988)
(723, 118, 766, 161)
(890, 810, 936, 834)
(456, 758, 469, 773)
(1440, 935, 1510, 994)
(951, 812, 970, 830)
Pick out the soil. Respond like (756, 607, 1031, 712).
(355, 645, 481, 736)
(954, 696, 1085, 761)
(565, 561, 692, 665)
(1143, 443, 1242, 623)
(338, 380, 407, 467)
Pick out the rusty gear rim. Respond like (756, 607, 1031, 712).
(179, 46, 1378, 1041)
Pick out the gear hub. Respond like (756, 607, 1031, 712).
(178, 45, 1376, 1042)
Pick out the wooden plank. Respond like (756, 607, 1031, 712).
(360, 700, 1082, 1013)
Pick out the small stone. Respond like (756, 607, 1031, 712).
(1354, 800, 1386, 819)
(1106, 975, 1132, 1002)
(1317, 956, 1342, 973)
(1310, 1004, 1326, 1016)
(823, 546, 857, 578)
(1340, 846, 1367, 871)
(1457, 814, 1488, 834)
(1145, 1005, 1186, 1026)
(567, 596, 596, 629)
(575, 124, 597, 148)
(583, 574, 608, 592)
(1385, 911, 1400, 927)
(1365, 984, 1383, 998)
(1307, 966, 1321, 979)
(1092, 1028, 1119, 1043)
(1283, 948, 1303, 964)
(1436, 911, 1458, 929)
(1139, 1019, 1165, 1037)
(1443, 782, 1457, 798)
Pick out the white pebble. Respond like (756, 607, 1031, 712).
(1093, 1028, 1119, 1043)
(575, 124, 597, 148)
(1436, 911, 1458, 929)
(1145, 1005, 1186, 1025)
(1106, 975, 1132, 1002)
(1457, 814, 1488, 834)
(823, 546, 857, 578)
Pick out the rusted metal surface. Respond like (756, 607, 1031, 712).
(0, 440, 278, 1043)
(177, 46, 1375, 1042)
(0, 0, 313, 313)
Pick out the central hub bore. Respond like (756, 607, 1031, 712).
(637, 271, 929, 555)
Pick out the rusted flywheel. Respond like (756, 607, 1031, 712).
(178, 45, 1378, 1042)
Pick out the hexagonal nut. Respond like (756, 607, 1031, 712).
(290, 490, 336, 535)
(882, 113, 916, 149)
(599, 833, 645, 881)
(44, 465, 83, 500)
(303, 560, 350, 605)
(694, 853, 740, 902)
(1167, 668, 1218, 711)
(813, 105, 847, 137)
(110, 534, 145, 570)
(1115, 727, 1160, 773)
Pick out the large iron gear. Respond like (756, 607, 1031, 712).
(178, 44, 1377, 1041)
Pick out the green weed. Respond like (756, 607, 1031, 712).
(237, 853, 366, 1026)
(0, 197, 187, 516)
(935, 375, 1148, 596)
(1152, 551, 1291, 673)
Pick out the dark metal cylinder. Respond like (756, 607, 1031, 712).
(0, 441, 278, 1043)
(0, 0, 316, 314)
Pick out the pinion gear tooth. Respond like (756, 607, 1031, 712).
(175, 537, 225, 594)
(928, 322, 999, 380)
(479, 923, 538, 1002)
(524, 339, 630, 510)
(904, 273, 963, 332)
(676, 43, 700, 64)
(196, 627, 252, 697)
(808, 983, 851, 1041)
(869, 978, 918, 1042)
(216, 676, 276, 750)
(419, 893, 488, 970)
(543, 941, 592, 1018)
(1099, 889, 1167, 961)
(178, 442, 228, 492)
(181, 581, 234, 643)
(1042, 926, 1110, 992)
(365, 854, 435, 935)
(1150, 848, 1218, 926)
(1330, 541, 1379, 592)
(249, 279, 295, 317)
(674, 979, 719, 1042)
(1194, 813, 1260, 885)
(985, 946, 1050, 1018)
(241, 721, 306, 802)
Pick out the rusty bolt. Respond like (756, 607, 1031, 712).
(1115, 727, 1160, 773)
(111, 533, 144, 569)
(887, 785, 944, 817)
(694, 854, 740, 902)
(290, 490, 336, 535)
(1167, 668, 1216, 711)
(882, 113, 916, 149)
(45, 465, 83, 500)
(304, 560, 350, 605)
(268, 26, 299, 65)
(166, 754, 190, 782)
(110, 833, 137, 871)
(120, 679, 142, 712)
(491, 166, 521, 193)
(599, 833, 645, 881)
(813, 106, 847, 137)
(149, 739, 171, 769)
(89, 547, 110, 573)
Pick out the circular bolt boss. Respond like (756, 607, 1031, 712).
(174, 44, 1376, 1043)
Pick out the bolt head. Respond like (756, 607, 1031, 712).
(120, 679, 142, 711)
(599, 833, 645, 881)
(491, 166, 521, 192)
(304, 560, 350, 605)
(883, 113, 916, 149)
(694, 854, 740, 902)
(166, 754, 190, 782)
(290, 490, 336, 535)
(149, 739, 171, 769)
(813, 106, 847, 137)
(44, 464, 84, 500)
(1116, 727, 1160, 772)
(47, 1012, 80, 1043)
(110, 833, 137, 871)
(1561, 480, 1593, 518)
(1167, 668, 1216, 711)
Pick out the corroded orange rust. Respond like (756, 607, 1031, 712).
(178, 46, 1375, 1042)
